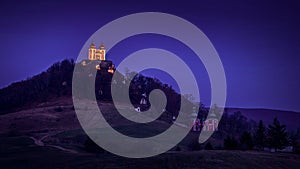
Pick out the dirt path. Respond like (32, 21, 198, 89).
(29, 136, 44, 146)
(29, 133, 78, 154)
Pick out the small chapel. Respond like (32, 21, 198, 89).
(81, 42, 115, 74)
(88, 42, 106, 61)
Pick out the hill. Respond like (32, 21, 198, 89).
(0, 59, 183, 116)
(0, 59, 75, 114)
(1, 59, 300, 168)
(225, 108, 300, 131)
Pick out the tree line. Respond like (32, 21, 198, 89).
(0, 59, 185, 116)
(214, 113, 299, 153)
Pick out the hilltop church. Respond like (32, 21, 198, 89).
(88, 42, 106, 61)
(81, 42, 115, 74)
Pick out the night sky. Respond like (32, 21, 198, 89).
(0, 0, 299, 112)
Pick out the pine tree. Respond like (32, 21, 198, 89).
(240, 131, 253, 150)
(224, 135, 238, 150)
(288, 128, 300, 152)
(254, 120, 266, 150)
(267, 118, 288, 151)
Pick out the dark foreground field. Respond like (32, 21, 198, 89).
(1, 136, 300, 169)
(1, 98, 300, 169)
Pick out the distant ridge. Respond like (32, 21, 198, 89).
(225, 107, 300, 131)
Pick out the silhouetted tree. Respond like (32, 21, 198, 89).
(254, 120, 266, 150)
(288, 128, 300, 153)
(224, 135, 238, 150)
(204, 142, 213, 150)
(240, 131, 253, 150)
(267, 117, 288, 151)
(189, 139, 202, 151)
(217, 111, 257, 143)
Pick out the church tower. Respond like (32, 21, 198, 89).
(88, 42, 97, 60)
(100, 44, 106, 60)
(96, 44, 106, 60)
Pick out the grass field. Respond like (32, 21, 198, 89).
(1, 99, 300, 169)
(1, 136, 300, 169)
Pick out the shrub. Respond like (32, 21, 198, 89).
(204, 142, 213, 150)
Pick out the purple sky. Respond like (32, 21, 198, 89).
(0, 0, 299, 112)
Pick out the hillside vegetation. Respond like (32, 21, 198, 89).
(1, 59, 300, 169)
(0, 59, 186, 115)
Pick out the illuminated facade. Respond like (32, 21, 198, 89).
(202, 113, 218, 132)
(88, 42, 106, 61)
(82, 42, 115, 74)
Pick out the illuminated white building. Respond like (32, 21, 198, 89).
(88, 42, 106, 61)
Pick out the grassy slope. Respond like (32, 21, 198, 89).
(1, 98, 300, 169)
(1, 136, 300, 169)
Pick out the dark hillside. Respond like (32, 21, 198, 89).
(0, 59, 190, 117)
(0, 59, 74, 114)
